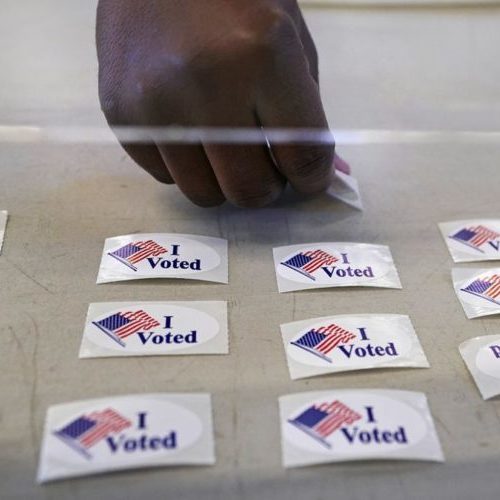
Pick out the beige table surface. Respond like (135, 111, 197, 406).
(1, 2, 500, 499)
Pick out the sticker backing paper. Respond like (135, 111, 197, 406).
(273, 242, 401, 293)
(452, 267, 500, 319)
(0, 211, 7, 254)
(37, 393, 215, 483)
(279, 389, 444, 468)
(439, 220, 500, 263)
(97, 233, 228, 284)
(281, 314, 429, 380)
(79, 301, 228, 358)
(459, 335, 500, 399)
(327, 171, 363, 211)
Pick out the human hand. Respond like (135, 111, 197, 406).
(97, 0, 349, 207)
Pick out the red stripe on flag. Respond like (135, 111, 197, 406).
(469, 226, 500, 247)
(314, 401, 362, 437)
(485, 275, 500, 299)
(115, 310, 160, 339)
(128, 240, 168, 264)
(302, 250, 338, 274)
(80, 409, 132, 448)
(313, 324, 357, 355)
(316, 331, 356, 354)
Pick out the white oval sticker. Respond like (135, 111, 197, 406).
(273, 243, 401, 293)
(439, 220, 500, 263)
(475, 342, 500, 379)
(80, 302, 228, 358)
(54, 398, 203, 467)
(287, 316, 413, 369)
(277, 245, 390, 285)
(459, 335, 500, 400)
(284, 393, 428, 457)
(458, 270, 500, 309)
(37, 393, 215, 483)
(280, 390, 444, 467)
(97, 233, 228, 284)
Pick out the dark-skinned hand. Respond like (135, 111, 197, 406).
(96, 0, 350, 207)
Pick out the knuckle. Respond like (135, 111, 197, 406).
(279, 0, 299, 11)
(108, 60, 185, 119)
(126, 65, 173, 104)
(259, 7, 296, 43)
(188, 8, 296, 72)
(186, 38, 261, 80)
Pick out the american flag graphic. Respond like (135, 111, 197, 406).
(291, 323, 357, 363)
(288, 400, 362, 448)
(461, 274, 500, 306)
(53, 408, 132, 459)
(281, 249, 338, 280)
(92, 310, 160, 347)
(108, 240, 168, 271)
(450, 225, 500, 253)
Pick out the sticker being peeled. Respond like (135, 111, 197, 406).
(439, 220, 500, 263)
(327, 171, 363, 211)
(281, 314, 429, 380)
(0, 211, 7, 254)
(37, 393, 215, 483)
(97, 233, 228, 284)
(452, 267, 500, 319)
(273, 242, 401, 293)
(459, 335, 500, 400)
(279, 389, 444, 468)
(79, 301, 228, 359)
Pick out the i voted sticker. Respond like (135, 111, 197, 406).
(79, 302, 228, 358)
(439, 220, 500, 263)
(460, 335, 500, 399)
(279, 389, 444, 468)
(37, 393, 215, 483)
(452, 267, 500, 319)
(273, 242, 401, 293)
(97, 233, 228, 284)
(281, 314, 429, 380)
(0, 210, 7, 254)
